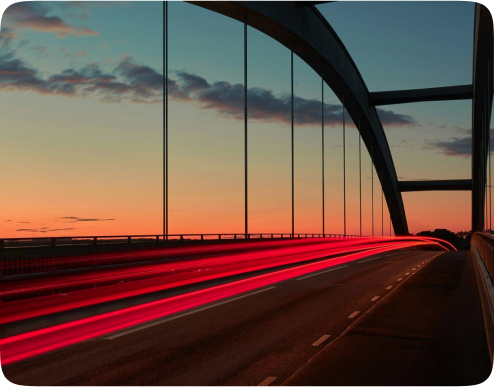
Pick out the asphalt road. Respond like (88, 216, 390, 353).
(4, 249, 481, 385)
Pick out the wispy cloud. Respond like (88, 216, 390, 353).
(4, 2, 99, 38)
(16, 227, 76, 233)
(61, 47, 88, 58)
(0, 26, 20, 47)
(60, 217, 115, 222)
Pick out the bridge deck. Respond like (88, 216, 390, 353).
(2, 250, 491, 385)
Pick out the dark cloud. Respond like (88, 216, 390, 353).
(170, 71, 417, 127)
(0, 52, 163, 102)
(426, 137, 472, 157)
(4, 2, 98, 38)
(0, 51, 417, 126)
(0, 52, 53, 94)
(60, 217, 115, 222)
(376, 109, 417, 127)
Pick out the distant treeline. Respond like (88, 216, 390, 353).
(415, 229, 475, 250)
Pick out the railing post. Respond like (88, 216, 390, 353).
(201, 234, 204, 241)
(180, 235, 184, 241)
(127, 236, 132, 244)
(219, 234, 222, 240)
(271, 234, 273, 239)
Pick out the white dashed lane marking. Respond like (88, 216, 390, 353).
(296, 265, 348, 280)
(311, 334, 331, 347)
(386, 286, 392, 290)
(348, 311, 360, 319)
(371, 296, 380, 302)
(258, 377, 277, 386)
(106, 287, 276, 339)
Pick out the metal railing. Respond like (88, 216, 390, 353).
(0, 233, 370, 279)
(471, 232, 494, 281)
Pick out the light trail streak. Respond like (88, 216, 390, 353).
(0, 239, 445, 365)
(1, 240, 401, 323)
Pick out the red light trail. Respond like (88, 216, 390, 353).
(0, 237, 450, 365)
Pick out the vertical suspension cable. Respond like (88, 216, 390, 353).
(371, 145, 374, 237)
(321, 68, 325, 236)
(291, 42, 294, 238)
(343, 101, 346, 236)
(381, 171, 384, 237)
(481, 114, 487, 232)
(359, 126, 362, 237)
(164, 1, 168, 240)
(489, 59, 492, 232)
(244, 16, 248, 238)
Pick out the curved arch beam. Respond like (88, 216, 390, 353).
(190, 1, 409, 235)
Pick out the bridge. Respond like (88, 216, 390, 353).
(0, 1, 493, 385)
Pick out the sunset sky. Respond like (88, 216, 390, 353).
(0, 1, 483, 238)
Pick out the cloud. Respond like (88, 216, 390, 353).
(170, 71, 417, 127)
(16, 227, 76, 233)
(4, 2, 99, 38)
(0, 26, 20, 47)
(30, 45, 48, 56)
(426, 137, 472, 157)
(0, 52, 162, 102)
(61, 47, 88, 58)
(60, 216, 115, 222)
(0, 52, 55, 94)
(0, 52, 417, 127)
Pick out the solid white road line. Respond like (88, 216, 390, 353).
(348, 311, 360, 319)
(357, 256, 383, 264)
(371, 296, 380, 302)
(258, 377, 277, 386)
(311, 334, 331, 347)
(296, 265, 348, 280)
(386, 286, 392, 290)
(106, 287, 276, 339)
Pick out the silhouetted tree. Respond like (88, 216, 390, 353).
(416, 229, 472, 250)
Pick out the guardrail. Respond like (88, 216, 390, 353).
(471, 232, 494, 281)
(0, 233, 369, 279)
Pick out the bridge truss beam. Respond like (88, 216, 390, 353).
(369, 85, 473, 106)
(398, 179, 473, 192)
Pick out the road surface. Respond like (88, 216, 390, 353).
(4, 248, 488, 385)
